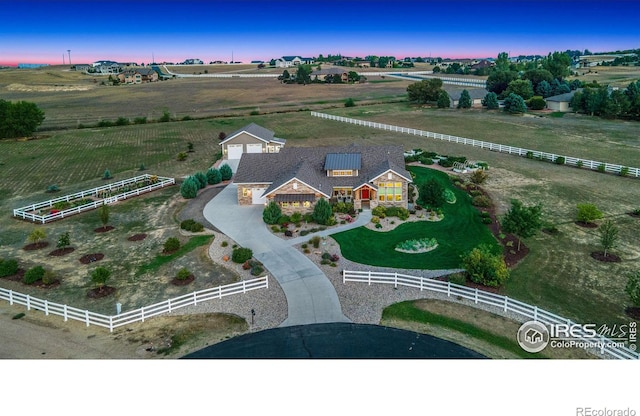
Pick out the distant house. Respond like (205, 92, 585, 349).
(311, 67, 349, 83)
(470, 60, 493, 71)
(447, 88, 488, 108)
(275, 56, 303, 68)
(234, 144, 412, 212)
(181, 58, 203, 65)
(546, 90, 578, 112)
(72, 64, 90, 72)
(220, 123, 286, 160)
(117, 68, 159, 84)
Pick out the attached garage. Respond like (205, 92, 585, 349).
(227, 144, 243, 159)
(246, 143, 263, 154)
(251, 188, 267, 205)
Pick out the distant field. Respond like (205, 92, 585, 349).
(570, 65, 640, 88)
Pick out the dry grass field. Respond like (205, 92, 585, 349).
(571, 65, 640, 88)
(1, 65, 639, 350)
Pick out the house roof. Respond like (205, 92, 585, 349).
(545, 90, 578, 102)
(234, 144, 411, 195)
(447, 88, 489, 101)
(220, 123, 286, 145)
(281, 56, 301, 61)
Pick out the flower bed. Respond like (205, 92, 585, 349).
(13, 174, 175, 224)
(394, 237, 438, 254)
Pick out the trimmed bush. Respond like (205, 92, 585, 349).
(103, 169, 112, 180)
(206, 168, 222, 185)
(554, 156, 565, 165)
(176, 268, 191, 280)
(309, 236, 321, 249)
(0, 259, 19, 278)
(232, 247, 253, 263)
(576, 203, 603, 223)
(180, 219, 204, 232)
(472, 195, 491, 208)
(220, 164, 233, 181)
(461, 245, 509, 287)
(372, 205, 386, 218)
(194, 172, 208, 189)
(250, 265, 264, 276)
(24, 266, 46, 285)
(180, 176, 199, 199)
(263, 201, 282, 225)
(163, 237, 181, 253)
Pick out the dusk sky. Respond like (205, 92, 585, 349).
(1, 0, 638, 66)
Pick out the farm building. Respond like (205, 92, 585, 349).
(546, 90, 578, 112)
(447, 88, 488, 108)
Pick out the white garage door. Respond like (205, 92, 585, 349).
(251, 188, 267, 205)
(247, 143, 263, 154)
(227, 144, 243, 159)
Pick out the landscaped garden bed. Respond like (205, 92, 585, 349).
(12, 174, 175, 224)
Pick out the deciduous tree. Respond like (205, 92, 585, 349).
(501, 199, 543, 251)
(599, 220, 619, 257)
(0, 99, 45, 138)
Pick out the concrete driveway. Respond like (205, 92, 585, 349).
(203, 184, 370, 326)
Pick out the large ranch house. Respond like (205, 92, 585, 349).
(232, 141, 412, 214)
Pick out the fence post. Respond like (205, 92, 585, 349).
(26, 295, 30, 310)
(9, 290, 13, 305)
(194, 291, 198, 305)
(243, 280, 247, 293)
(109, 316, 113, 333)
(447, 281, 451, 297)
(342, 269, 345, 283)
(394, 272, 398, 289)
(168, 298, 172, 313)
(44, 300, 49, 316)
(475, 288, 478, 304)
(368, 271, 371, 286)
(85, 310, 90, 327)
(141, 307, 145, 322)
(534, 306, 538, 321)
(503, 296, 508, 312)
(64, 304, 68, 321)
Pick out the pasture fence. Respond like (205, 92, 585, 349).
(311, 112, 640, 178)
(13, 174, 175, 223)
(386, 73, 488, 87)
(342, 270, 638, 360)
(0, 276, 269, 333)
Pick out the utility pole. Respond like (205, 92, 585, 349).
(67, 50, 71, 66)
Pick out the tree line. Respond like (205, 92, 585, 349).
(0, 100, 45, 139)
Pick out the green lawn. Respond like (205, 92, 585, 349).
(332, 166, 499, 269)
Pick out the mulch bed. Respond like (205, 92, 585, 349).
(3, 269, 25, 282)
(49, 247, 75, 256)
(87, 286, 116, 299)
(590, 251, 621, 263)
(79, 253, 104, 264)
(628, 212, 640, 219)
(127, 233, 147, 241)
(461, 185, 529, 268)
(625, 307, 640, 320)
(575, 221, 598, 228)
(32, 280, 61, 289)
(171, 275, 195, 286)
(94, 226, 115, 233)
(23, 242, 49, 251)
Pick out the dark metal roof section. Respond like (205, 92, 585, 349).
(274, 194, 316, 202)
(324, 153, 362, 171)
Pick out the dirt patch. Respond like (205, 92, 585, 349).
(87, 286, 116, 299)
(94, 226, 115, 233)
(628, 212, 640, 219)
(23, 242, 49, 251)
(48, 247, 75, 256)
(590, 251, 622, 263)
(79, 253, 104, 264)
(127, 233, 147, 241)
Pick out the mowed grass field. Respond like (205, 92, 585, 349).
(1, 66, 639, 329)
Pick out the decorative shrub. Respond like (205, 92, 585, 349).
(0, 259, 19, 278)
(284, 230, 293, 237)
(277, 215, 291, 225)
(554, 156, 566, 165)
(472, 195, 491, 207)
(46, 184, 60, 193)
(250, 265, 264, 276)
(395, 237, 438, 252)
(221, 241, 229, 247)
(312, 198, 333, 225)
(620, 166, 629, 177)
(180, 219, 204, 232)
(525, 151, 534, 159)
(206, 168, 222, 185)
(103, 169, 112, 180)
(42, 270, 56, 285)
(576, 160, 584, 168)
(232, 247, 253, 263)
(263, 201, 282, 225)
(177, 152, 187, 161)
(375, 223, 382, 229)
(290, 212, 303, 224)
(372, 205, 386, 218)
(597, 163, 606, 173)
(309, 236, 321, 249)
(220, 164, 233, 181)
(163, 237, 181, 253)
(180, 177, 199, 199)
(24, 266, 46, 285)
(576, 203, 603, 223)
(448, 273, 467, 286)
(371, 216, 380, 224)
(443, 189, 457, 204)
(194, 172, 208, 189)
(482, 217, 492, 224)
(176, 268, 191, 280)
(461, 245, 509, 287)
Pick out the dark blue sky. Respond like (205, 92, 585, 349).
(1, 0, 638, 65)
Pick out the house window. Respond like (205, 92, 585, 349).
(292, 202, 300, 208)
(242, 188, 250, 197)
(293, 182, 298, 190)
(281, 202, 289, 208)
(303, 201, 311, 208)
(332, 170, 354, 177)
(377, 182, 403, 202)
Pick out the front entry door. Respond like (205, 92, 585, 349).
(361, 188, 370, 200)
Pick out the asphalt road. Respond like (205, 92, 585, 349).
(182, 323, 487, 359)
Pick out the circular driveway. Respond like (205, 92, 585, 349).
(182, 323, 486, 359)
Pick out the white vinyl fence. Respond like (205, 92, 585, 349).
(342, 270, 638, 360)
(0, 276, 268, 332)
(311, 112, 640, 178)
(13, 174, 175, 223)
(387, 73, 488, 87)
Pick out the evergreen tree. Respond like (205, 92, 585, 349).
(436, 90, 450, 108)
(482, 92, 499, 109)
(262, 201, 282, 225)
(457, 90, 472, 109)
(180, 176, 199, 199)
(503, 93, 527, 114)
(206, 168, 222, 185)
(220, 164, 233, 181)
(312, 198, 333, 225)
